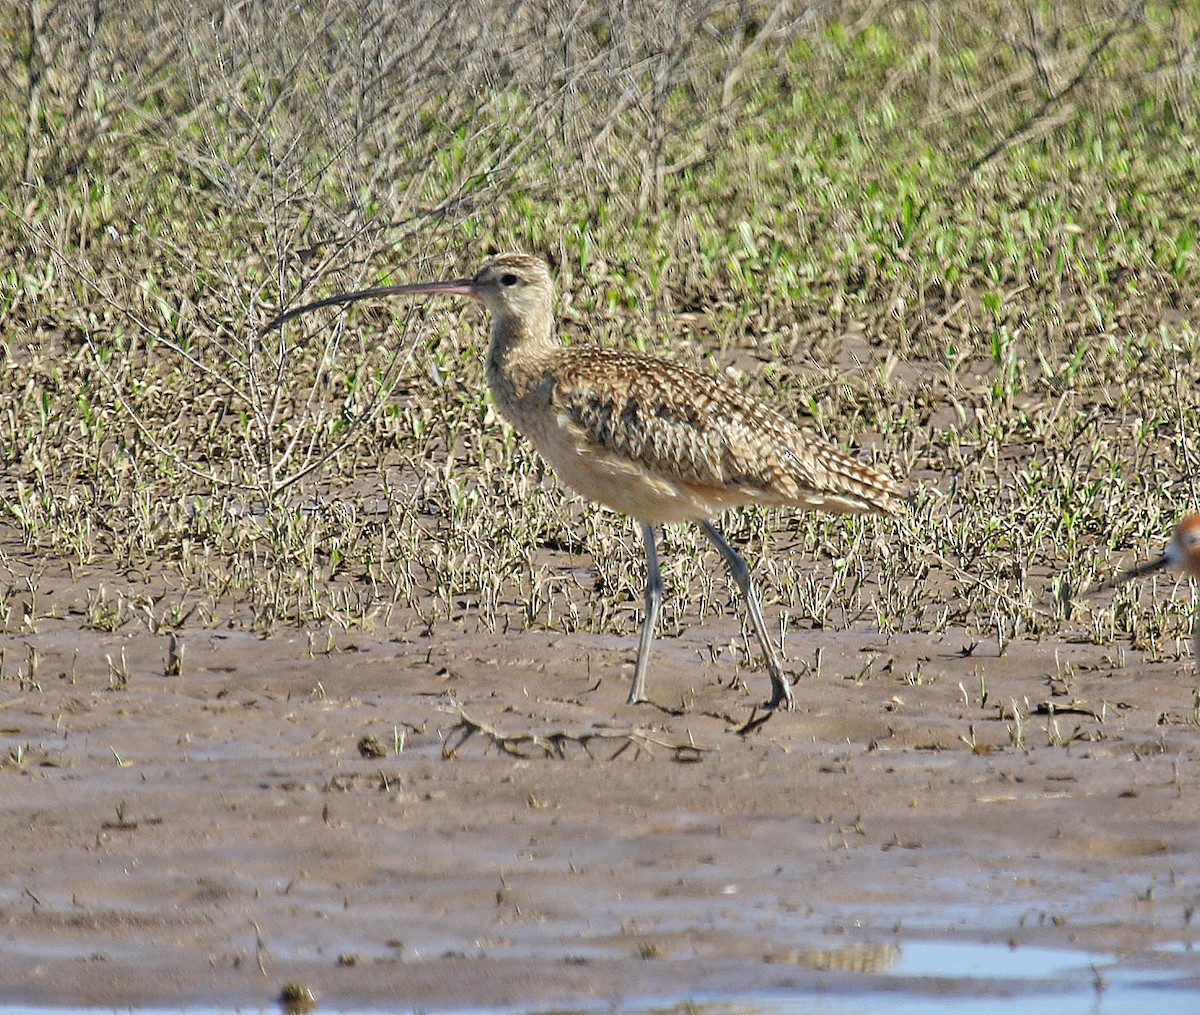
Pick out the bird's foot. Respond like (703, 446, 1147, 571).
(765, 671, 796, 711)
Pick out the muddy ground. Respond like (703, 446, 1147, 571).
(1, 548, 1199, 1011)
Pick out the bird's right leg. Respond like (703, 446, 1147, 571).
(701, 520, 795, 711)
(627, 521, 662, 705)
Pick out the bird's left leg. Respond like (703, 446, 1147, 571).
(627, 521, 663, 705)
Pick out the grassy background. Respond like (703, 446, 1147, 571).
(1, 0, 1197, 669)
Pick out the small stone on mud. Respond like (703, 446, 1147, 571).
(278, 981, 317, 1014)
(357, 734, 386, 758)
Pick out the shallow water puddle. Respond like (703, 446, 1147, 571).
(732, 940, 1196, 1015)
(890, 938, 1108, 979)
(1, 939, 1197, 1015)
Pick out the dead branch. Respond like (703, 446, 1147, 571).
(440, 707, 710, 762)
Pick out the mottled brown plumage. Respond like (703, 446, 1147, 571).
(535, 344, 899, 519)
(264, 251, 904, 710)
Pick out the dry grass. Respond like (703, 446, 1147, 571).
(0, 0, 1197, 673)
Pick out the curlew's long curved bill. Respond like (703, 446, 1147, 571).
(260, 277, 478, 334)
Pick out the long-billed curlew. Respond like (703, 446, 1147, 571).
(1123, 512, 1200, 675)
(264, 252, 903, 709)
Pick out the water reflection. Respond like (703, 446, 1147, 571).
(0, 938, 1197, 1015)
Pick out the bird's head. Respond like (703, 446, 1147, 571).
(465, 253, 553, 322)
(1122, 511, 1200, 582)
(260, 251, 553, 337)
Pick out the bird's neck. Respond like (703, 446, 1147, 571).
(486, 305, 557, 375)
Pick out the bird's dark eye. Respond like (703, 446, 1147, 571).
(499, 273, 519, 286)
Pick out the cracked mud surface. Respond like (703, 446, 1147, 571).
(2, 561, 1199, 1010)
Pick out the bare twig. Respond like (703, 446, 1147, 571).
(440, 707, 710, 762)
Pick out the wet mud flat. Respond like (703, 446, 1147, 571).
(1, 570, 1199, 1011)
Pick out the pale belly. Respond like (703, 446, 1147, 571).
(521, 409, 722, 524)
